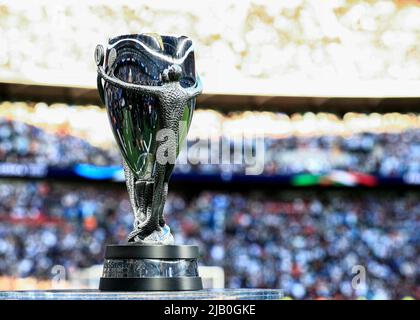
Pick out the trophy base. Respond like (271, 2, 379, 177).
(99, 244, 202, 291)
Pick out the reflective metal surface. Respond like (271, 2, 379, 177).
(103, 34, 196, 180)
(102, 258, 199, 278)
(96, 34, 202, 243)
(0, 289, 283, 300)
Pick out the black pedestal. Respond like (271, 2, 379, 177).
(99, 244, 202, 291)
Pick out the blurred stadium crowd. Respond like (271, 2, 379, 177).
(0, 118, 118, 167)
(0, 106, 419, 178)
(0, 181, 418, 299)
(184, 130, 420, 177)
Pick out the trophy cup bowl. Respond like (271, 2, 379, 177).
(95, 34, 203, 291)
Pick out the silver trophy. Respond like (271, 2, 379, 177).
(95, 34, 202, 291)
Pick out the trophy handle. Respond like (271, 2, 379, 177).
(97, 65, 162, 96)
(95, 44, 106, 104)
(97, 64, 202, 98)
(97, 74, 106, 105)
(95, 44, 161, 102)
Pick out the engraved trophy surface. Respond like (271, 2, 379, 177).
(95, 34, 203, 291)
